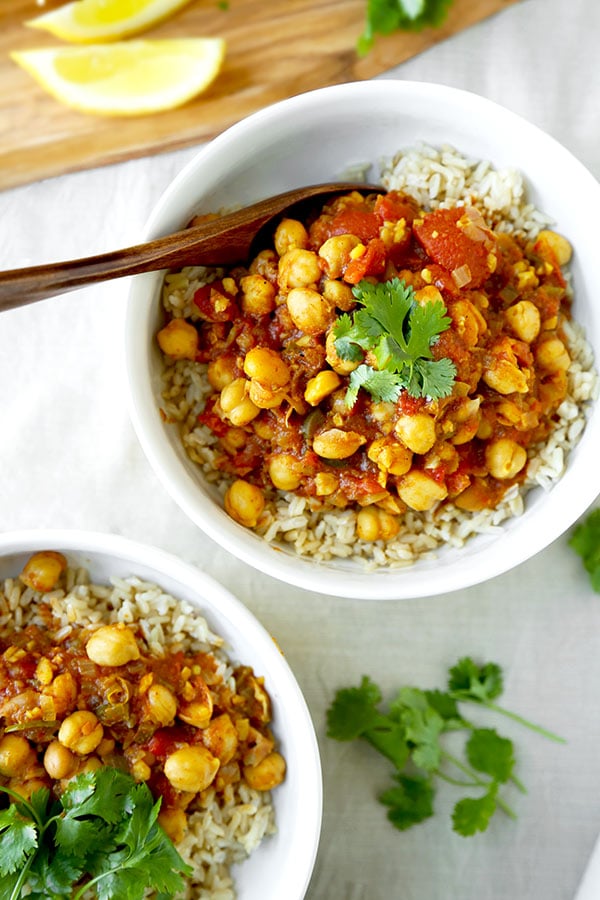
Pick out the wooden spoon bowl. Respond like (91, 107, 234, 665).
(0, 182, 382, 312)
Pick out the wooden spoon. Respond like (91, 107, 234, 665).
(0, 182, 382, 312)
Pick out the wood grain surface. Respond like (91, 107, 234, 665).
(0, 0, 519, 191)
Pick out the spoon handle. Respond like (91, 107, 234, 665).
(0, 182, 381, 312)
(0, 215, 263, 312)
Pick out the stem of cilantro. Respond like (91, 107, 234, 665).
(440, 751, 517, 819)
(453, 696, 566, 744)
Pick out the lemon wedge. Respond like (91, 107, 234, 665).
(11, 39, 226, 116)
(26, 0, 195, 43)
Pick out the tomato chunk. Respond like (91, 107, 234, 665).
(194, 280, 238, 322)
(343, 238, 387, 284)
(328, 208, 380, 243)
(413, 207, 493, 289)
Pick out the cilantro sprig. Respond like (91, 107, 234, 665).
(358, 0, 455, 55)
(326, 657, 564, 837)
(0, 767, 191, 900)
(332, 277, 457, 406)
(569, 507, 600, 592)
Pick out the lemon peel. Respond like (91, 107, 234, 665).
(25, 0, 196, 43)
(11, 39, 226, 117)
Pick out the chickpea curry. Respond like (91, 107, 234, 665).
(157, 188, 574, 543)
(0, 552, 285, 846)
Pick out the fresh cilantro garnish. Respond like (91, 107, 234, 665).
(326, 656, 564, 837)
(0, 767, 191, 900)
(569, 507, 600, 592)
(332, 277, 456, 406)
(358, 0, 455, 55)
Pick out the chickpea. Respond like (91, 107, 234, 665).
(202, 714, 239, 765)
(220, 378, 260, 426)
(453, 481, 489, 512)
(8, 778, 49, 802)
(147, 683, 178, 726)
(243, 347, 290, 388)
(322, 278, 355, 311)
(35, 656, 54, 686)
(482, 357, 529, 395)
(313, 428, 366, 460)
(224, 479, 265, 528)
(156, 318, 199, 360)
(178, 691, 214, 729)
(325, 329, 360, 375)
(207, 356, 237, 391)
(248, 380, 287, 410)
(97, 737, 116, 758)
(485, 439, 527, 480)
(240, 274, 277, 316)
(19, 550, 67, 593)
(268, 453, 305, 491)
(86, 623, 140, 667)
(314, 472, 338, 495)
(43, 740, 78, 779)
(287, 287, 334, 335)
(278, 247, 322, 290)
(504, 300, 541, 343)
(356, 507, 400, 542)
(243, 751, 286, 792)
(131, 759, 152, 782)
(164, 745, 220, 794)
(249, 249, 279, 282)
(368, 438, 413, 476)
(304, 370, 342, 406)
(158, 807, 187, 844)
(318, 234, 361, 278)
(394, 414, 437, 455)
(274, 218, 309, 256)
(43, 671, 77, 716)
(535, 229, 573, 266)
(58, 710, 104, 755)
(396, 470, 448, 511)
(536, 336, 571, 373)
(0, 735, 37, 777)
(220, 427, 248, 455)
(449, 300, 487, 347)
(79, 756, 103, 775)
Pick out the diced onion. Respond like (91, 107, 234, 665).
(452, 264, 472, 288)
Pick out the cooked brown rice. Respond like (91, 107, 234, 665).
(158, 143, 598, 569)
(0, 565, 277, 899)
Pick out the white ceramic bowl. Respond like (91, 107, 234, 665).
(125, 79, 600, 600)
(0, 530, 322, 900)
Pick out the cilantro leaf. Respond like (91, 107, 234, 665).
(358, 0, 454, 54)
(452, 786, 498, 836)
(424, 689, 465, 729)
(391, 687, 444, 772)
(326, 655, 563, 839)
(569, 508, 600, 592)
(346, 364, 403, 406)
(448, 657, 503, 703)
(0, 768, 191, 900)
(379, 773, 434, 830)
(465, 728, 515, 784)
(326, 675, 383, 741)
(333, 277, 456, 406)
(0, 804, 38, 875)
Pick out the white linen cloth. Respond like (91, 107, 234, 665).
(1, 2, 600, 898)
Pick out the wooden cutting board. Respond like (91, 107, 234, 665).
(0, 0, 519, 191)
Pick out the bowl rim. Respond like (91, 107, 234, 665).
(125, 79, 600, 600)
(0, 528, 323, 900)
